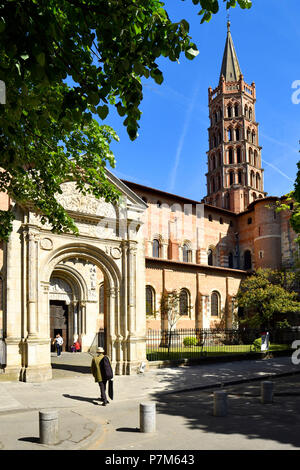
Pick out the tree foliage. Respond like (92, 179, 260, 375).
(236, 268, 300, 329)
(0, 0, 252, 240)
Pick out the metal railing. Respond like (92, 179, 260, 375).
(146, 328, 300, 361)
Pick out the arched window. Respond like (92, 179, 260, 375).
(249, 147, 253, 164)
(228, 148, 234, 164)
(252, 192, 257, 201)
(182, 243, 192, 263)
(227, 128, 233, 142)
(256, 173, 261, 190)
(254, 150, 258, 167)
(235, 128, 240, 141)
(250, 170, 255, 187)
(179, 289, 190, 316)
(237, 147, 241, 163)
(234, 104, 239, 117)
(208, 249, 213, 266)
(252, 132, 256, 144)
(227, 105, 232, 118)
(229, 171, 234, 186)
(228, 252, 234, 268)
(212, 154, 216, 169)
(146, 286, 155, 316)
(224, 193, 230, 210)
(211, 291, 220, 316)
(249, 108, 252, 120)
(212, 178, 216, 192)
(244, 250, 252, 270)
(152, 239, 160, 258)
(238, 170, 242, 184)
(218, 152, 222, 167)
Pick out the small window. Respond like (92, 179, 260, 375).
(146, 286, 155, 316)
(152, 239, 160, 258)
(208, 249, 213, 266)
(208, 214, 213, 222)
(179, 289, 190, 316)
(230, 220, 233, 227)
(211, 291, 220, 316)
(219, 217, 223, 224)
(259, 251, 264, 259)
(244, 250, 252, 270)
(247, 217, 252, 225)
(182, 244, 192, 263)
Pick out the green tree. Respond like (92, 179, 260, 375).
(0, 0, 252, 240)
(236, 268, 300, 329)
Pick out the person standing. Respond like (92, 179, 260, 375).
(91, 347, 113, 406)
(53, 334, 64, 357)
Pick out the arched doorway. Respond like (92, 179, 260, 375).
(49, 275, 81, 352)
(43, 243, 125, 374)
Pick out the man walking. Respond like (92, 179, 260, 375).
(91, 347, 113, 406)
(53, 334, 64, 357)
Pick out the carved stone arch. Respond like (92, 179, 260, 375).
(43, 243, 121, 290)
(50, 264, 88, 301)
(41, 242, 123, 369)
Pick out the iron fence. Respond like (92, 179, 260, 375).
(146, 327, 300, 361)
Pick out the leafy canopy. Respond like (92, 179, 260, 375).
(236, 268, 300, 328)
(0, 0, 252, 240)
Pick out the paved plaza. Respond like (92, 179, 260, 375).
(0, 353, 300, 450)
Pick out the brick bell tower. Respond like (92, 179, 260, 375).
(205, 21, 266, 213)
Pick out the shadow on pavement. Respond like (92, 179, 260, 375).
(63, 394, 100, 405)
(150, 369, 300, 449)
(51, 364, 91, 374)
(18, 437, 40, 444)
(116, 427, 140, 433)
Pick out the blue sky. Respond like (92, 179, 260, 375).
(103, 0, 300, 202)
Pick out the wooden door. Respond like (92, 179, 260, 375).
(50, 301, 68, 351)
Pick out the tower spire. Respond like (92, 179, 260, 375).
(219, 21, 241, 83)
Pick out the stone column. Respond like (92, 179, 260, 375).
(4, 215, 24, 380)
(27, 232, 38, 337)
(126, 241, 140, 374)
(72, 301, 78, 341)
(106, 287, 117, 366)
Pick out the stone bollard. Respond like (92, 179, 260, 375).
(39, 409, 59, 445)
(213, 391, 228, 417)
(261, 381, 273, 404)
(140, 402, 156, 433)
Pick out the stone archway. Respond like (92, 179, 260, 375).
(3, 173, 148, 382)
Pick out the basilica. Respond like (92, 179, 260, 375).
(0, 23, 297, 382)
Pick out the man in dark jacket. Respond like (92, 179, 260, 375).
(91, 347, 113, 406)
